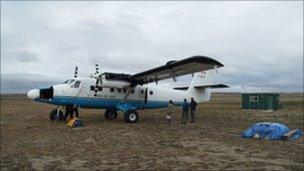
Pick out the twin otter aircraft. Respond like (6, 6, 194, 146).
(27, 56, 228, 123)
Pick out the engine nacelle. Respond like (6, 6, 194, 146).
(101, 79, 131, 88)
(91, 74, 131, 88)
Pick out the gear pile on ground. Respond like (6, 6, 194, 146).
(67, 118, 83, 128)
(242, 122, 303, 140)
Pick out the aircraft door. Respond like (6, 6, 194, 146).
(144, 87, 148, 104)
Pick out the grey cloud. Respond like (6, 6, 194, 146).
(1, 73, 62, 94)
(0, 1, 303, 93)
(7, 50, 39, 63)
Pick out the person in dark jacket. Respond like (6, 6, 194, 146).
(63, 104, 79, 121)
(181, 99, 189, 124)
(63, 104, 74, 121)
(73, 104, 79, 118)
(190, 97, 197, 123)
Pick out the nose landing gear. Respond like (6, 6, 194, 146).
(104, 109, 118, 120)
(50, 108, 63, 121)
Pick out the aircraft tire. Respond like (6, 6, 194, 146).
(105, 109, 117, 120)
(124, 110, 139, 123)
(108, 110, 117, 120)
(50, 109, 63, 121)
(104, 109, 110, 119)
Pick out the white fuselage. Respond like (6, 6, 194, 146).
(28, 77, 211, 111)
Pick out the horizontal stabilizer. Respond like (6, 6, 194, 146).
(173, 84, 228, 90)
(173, 87, 189, 90)
(194, 84, 229, 89)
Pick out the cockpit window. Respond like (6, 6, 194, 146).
(72, 81, 81, 88)
(63, 79, 75, 84)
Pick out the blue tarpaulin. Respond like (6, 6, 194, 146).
(242, 122, 303, 140)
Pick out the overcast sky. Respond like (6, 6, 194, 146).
(1, 1, 303, 93)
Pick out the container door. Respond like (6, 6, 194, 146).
(268, 97, 273, 110)
(249, 95, 259, 109)
(242, 94, 248, 109)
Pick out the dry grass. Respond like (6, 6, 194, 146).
(1, 93, 303, 170)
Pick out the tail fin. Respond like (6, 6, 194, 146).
(187, 70, 215, 102)
(188, 70, 215, 88)
(186, 70, 228, 102)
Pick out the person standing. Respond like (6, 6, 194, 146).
(64, 104, 79, 121)
(181, 99, 189, 124)
(63, 104, 74, 121)
(190, 97, 197, 123)
(167, 100, 174, 123)
(73, 104, 79, 118)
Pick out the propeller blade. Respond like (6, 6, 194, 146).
(92, 61, 105, 97)
(74, 66, 78, 78)
(94, 79, 99, 97)
(95, 63, 99, 74)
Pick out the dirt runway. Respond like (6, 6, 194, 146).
(1, 93, 303, 170)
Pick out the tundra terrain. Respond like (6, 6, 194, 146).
(1, 93, 303, 170)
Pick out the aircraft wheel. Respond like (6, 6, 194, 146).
(108, 110, 117, 120)
(104, 109, 110, 119)
(124, 110, 139, 124)
(105, 109, 117, 120)
(104, 109, 117, 120)
(50, 109, 63, 121)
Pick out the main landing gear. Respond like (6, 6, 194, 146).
(123, 110, 139, 124)
(104, 109, 139, 123)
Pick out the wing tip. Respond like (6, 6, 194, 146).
(189, 55, 224, 67)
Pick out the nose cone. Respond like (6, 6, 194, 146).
(27, 89, 39, 100)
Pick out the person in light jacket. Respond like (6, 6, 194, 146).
(167, 100, 174, 123)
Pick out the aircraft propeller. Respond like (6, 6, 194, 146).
(91, 62, 105, 97)
(74, 66, 78, 78)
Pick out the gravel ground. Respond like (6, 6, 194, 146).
(1, 93, 303, 170)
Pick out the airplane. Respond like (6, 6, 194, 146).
(27, 55, 228, 123)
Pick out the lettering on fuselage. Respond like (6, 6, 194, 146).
(94, 93, 116, 99)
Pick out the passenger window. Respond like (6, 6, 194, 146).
(123, 88, 127, 93)
(141, 89, 144, 94)
(149, 90, 153, 95)
(117, 88, 122, 93)
(131, 89, 135, 94)
(90, 85, 95, 91)
(98, 86, 103, 91)
(110, 88, 115, 92)
(73, 81, 81, 88)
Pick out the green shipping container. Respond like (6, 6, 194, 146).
(241, 93, 279, 111)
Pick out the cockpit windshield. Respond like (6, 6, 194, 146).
(63, 79, 75, 84)
(71, 80, 81, 88)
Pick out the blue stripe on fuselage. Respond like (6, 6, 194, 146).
(35, 96, 183, 110)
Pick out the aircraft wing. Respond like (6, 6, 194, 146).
(129, 56, 224, 85)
